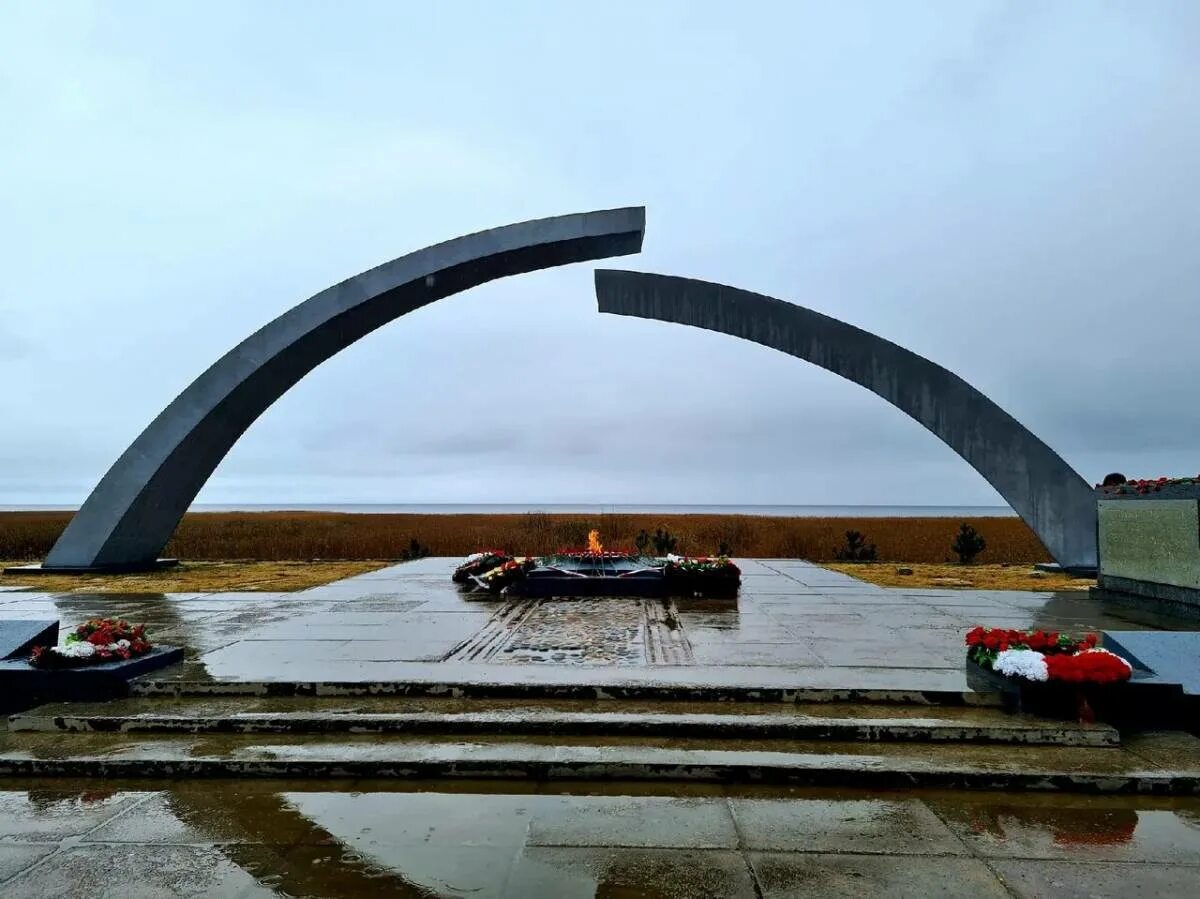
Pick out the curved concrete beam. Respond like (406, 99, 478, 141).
(595, 270, 1097, 569)
(45, 208, 646, 570)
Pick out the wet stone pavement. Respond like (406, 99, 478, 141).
(0, 781, 1199, 897)
(0, 557, 1189, 689)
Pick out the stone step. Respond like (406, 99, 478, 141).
(8, 698, 1117, 746)
(0, 730, 1189, 793)
(129, 677, 1004, 707)
(7, 705, 1113, 748)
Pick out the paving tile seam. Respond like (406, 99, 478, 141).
(920, 793, 1006, 875)
(976, 860, 1025, 899)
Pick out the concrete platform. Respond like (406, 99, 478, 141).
(1, 557, 1187, 693)
(3, 557, 1200, 898)
(3, 558, 1198, 795)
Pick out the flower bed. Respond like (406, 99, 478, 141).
(1098, 476, 1200, 496)
(965, 627, 1132, 685)
(30, 619, 154, 670)
(663, 555, 741, 598)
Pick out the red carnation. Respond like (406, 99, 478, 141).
(1045, 650, 1131, 684)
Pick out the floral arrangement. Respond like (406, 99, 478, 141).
(478, 557, 537, 593)
(1098, 476, 1200, 496)
(451, 550, 511, 584)
(664, 555, 741, 576)
(30, 618, 153, 669)
(965, 626, 1132, 685)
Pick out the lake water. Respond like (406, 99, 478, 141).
(2, 503, 1018, 517)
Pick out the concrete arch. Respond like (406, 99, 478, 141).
(595, 270, 1097, 569)
(44, 208, 645, 570)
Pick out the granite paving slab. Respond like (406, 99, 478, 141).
(749, 852, 1011, 898)
(2, 843, 281, 898)
(730, 796, 965, 854)
(988, 859, 1200, 897)
(507, 847, 756, 898)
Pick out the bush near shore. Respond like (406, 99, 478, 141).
(0, 511, 1050, 564)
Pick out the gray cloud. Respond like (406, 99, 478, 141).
(2, 0, 1197, 507)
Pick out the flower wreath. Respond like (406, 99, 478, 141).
(30, 618, 154, 669)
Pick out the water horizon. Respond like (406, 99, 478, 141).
(1, 502, 1018, 518)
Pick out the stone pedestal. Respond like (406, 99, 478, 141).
(1092, 489, 1200, 616)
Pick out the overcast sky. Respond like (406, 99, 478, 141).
(2, 1, 1197, 508)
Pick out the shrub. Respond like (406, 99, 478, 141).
(635, 529, 651, 555)
(833, 530, 877, 562)
(401, 537, 429, 561)
(951, 522, 986, 564)
(651, 527, 678, 556)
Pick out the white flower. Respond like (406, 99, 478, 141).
(59, 642, 96, 659)
(993, 648, 1048, 682)
(116, 639, 131, 650)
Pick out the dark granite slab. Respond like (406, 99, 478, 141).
(0, 646, 184, 709)
(0, 620, 58, 659)
(1104, 631, 1200, 695)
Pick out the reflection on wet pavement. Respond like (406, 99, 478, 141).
(0, 558, 1184, 690)
(0, 783, 1198, 897)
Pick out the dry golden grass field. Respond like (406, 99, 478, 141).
(0, 511, 1050, 565)
(0, 560, 387, 593)
(826, 562, 1092, 592)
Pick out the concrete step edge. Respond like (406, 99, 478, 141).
(129, 680, 1005, 707)
(0, 750, 1183, 794)
(6, 710, 1118, 747)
